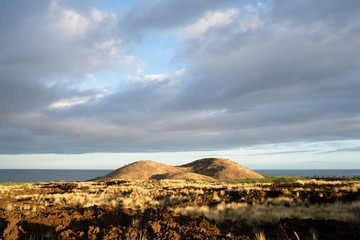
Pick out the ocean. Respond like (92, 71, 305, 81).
(0, 169, 359, 183)
(0, 169, 111, 183)
(256, 169, 360, 178)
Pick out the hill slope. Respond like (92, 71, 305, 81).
(97, 158, 263, 181)
(97, 160, 182, 181)
(179, 158, 263, 180)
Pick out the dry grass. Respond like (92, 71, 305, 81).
(254, 229, 266, 240)
(1, 179, 359, 226)
(1, 179, 358, 240)
(3, 180, 222, 210)
(175, 200, 360, 225)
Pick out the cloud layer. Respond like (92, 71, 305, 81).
(0, 0, 360, 154)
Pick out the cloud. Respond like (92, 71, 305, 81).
(323, 146, 360, 154)
(130, 73, 168, 83)
(248, 150, 316, 156)
(120, 0, 241, 35)
(50, 2, 93, 39)
(182, 9, 239, 39)
(0, 0, 360, 154)
(48, 94, 104, 109)
(175, 0, 360, 136)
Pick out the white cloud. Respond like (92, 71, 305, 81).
(48, 94, 104, 109)
(91, 8, 111, 23)
(95, 39, 122, 56)
(49, 2, 116, 40)
(49, 97, 90, 109)
(50, 1, 92, 39)
(129, 73, 168, 83)
(144, 74, 168, 82)
(88, 39, 123, 67)
(182, 8, 238, 39)
(129, 69, 187, 84)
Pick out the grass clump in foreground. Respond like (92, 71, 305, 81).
(175, 200, 360, 225)
(226, 175, 360, 184)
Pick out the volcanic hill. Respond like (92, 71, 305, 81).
(179, 158, 264, 181)
(97, 158, 263, 181)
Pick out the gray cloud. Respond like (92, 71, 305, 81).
(120, 0, 242, 41)
(248, 150, 317, 156)
(322, 146, 360, 154)
(0, 0, 360, 154)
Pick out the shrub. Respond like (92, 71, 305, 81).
(226, 176, 306, 184)
(1, 182, 16, 186)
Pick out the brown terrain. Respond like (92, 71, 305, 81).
(0, 158, 359, 240)
(180, 158, 264, 181)
(97, 158, 264, 181)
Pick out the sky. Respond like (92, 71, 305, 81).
(0, 0, 360, 169)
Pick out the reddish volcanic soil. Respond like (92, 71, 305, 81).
(0, 180, 359, 239)
(2, 205, 360, 240)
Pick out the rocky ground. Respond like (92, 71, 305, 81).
(0, 179, 359, 239)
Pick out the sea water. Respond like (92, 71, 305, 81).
(256, 169, 360, 178)
(0, 169, 111, 182)
(0, 169, 359, 182)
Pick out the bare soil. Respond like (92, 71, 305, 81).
(0, 180, 359, 239)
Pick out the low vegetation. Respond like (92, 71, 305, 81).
(226, 175, 307, 184)
(0, 177, 359, 239)
(227, 175, 360, 184)
(175, 199, 360, 225)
